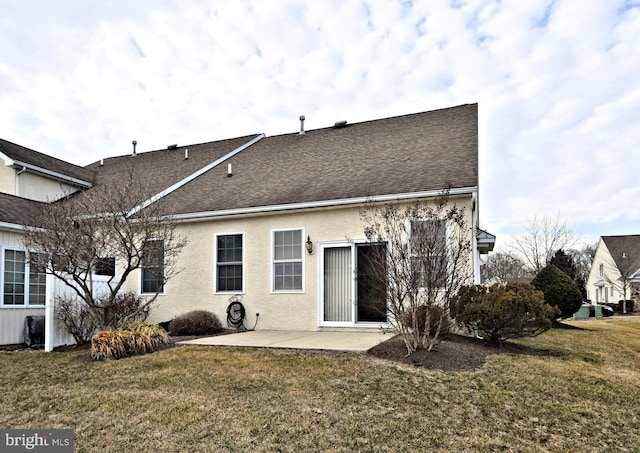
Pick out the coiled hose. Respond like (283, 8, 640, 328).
(226, 296, 259, 331)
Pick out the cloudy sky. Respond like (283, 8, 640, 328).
(1, 0, 638, 247)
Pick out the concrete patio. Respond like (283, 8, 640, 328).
(177, 330, 392, 352)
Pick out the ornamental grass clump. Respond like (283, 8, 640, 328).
(91, 323, 169, 361)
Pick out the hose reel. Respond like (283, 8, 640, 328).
(226, 295, 259, 331)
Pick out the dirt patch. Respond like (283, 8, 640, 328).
(368, 333, 565, 372)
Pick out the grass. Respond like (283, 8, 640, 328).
(2, 318, 640, 452)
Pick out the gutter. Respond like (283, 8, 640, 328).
(172, 186, 479, 222)
(127, 134, 265, 217)
(0, 221, 27, 232)
(11, 160, 93, 188)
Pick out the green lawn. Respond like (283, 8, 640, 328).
(2, 317, 640, 452)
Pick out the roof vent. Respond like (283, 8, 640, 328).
(184, 149, 189, 160)
(334, 120, 348, 128)
(132, 140, 137, 157)
(299, 115, 306, 135)
(227, 163, 233, 177)
(167, 144, 178, 150)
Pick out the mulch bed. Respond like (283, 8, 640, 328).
(368, 333, 566, 372)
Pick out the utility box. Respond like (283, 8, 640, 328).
(573, 306, 590, 320)
(24, 316, 45, 348)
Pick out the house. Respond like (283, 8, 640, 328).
(0, 103, 494, 346)
(586, 235, 640, 310)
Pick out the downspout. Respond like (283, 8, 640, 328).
(15, 166, 26, 197)
(472, 191, 480, 284)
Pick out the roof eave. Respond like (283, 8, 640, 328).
(172, 186, 478, 222)
(11, 160, 93, 188)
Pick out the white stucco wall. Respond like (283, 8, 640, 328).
(132, 196, 476, 331)
(16, 172, 79, 202)
(0, 165, 16, 195)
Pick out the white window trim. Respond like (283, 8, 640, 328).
(1, 246, 47, 308)
(140, 239, 166, 296)
(271, 227, 305, 293)
(214, 232, 245, 294)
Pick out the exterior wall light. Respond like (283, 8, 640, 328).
(306, 235, 313, 254)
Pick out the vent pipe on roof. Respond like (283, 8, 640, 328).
(100, 158, 104, 166)
(227, 163, 233, 177)
(184, 149, 189, 160)
(167, 144, 177, 150)
(334, 120, 348, 128)
(299, 115, 306, 135)
(132, 140, 137, 157)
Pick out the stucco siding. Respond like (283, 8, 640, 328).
(137, 196, 475, 331)
(17, 172, 78, 202)
(0, 165, 16, 195)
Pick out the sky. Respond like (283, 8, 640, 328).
(1, 0, 638, 248)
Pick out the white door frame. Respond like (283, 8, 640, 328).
(318, 240, 389, 328)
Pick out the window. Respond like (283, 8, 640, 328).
(216, 233, 243, 292)
(141, 240, 164, 294)
(273, 229, 303, 291)
(599, 263, 604, 278)
(95, 257, 116, 277)
(409, 219, 447, 289)
(2, 249, 46, 306)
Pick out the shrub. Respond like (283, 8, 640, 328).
(531, 264, 583, 318)
(404, 305, 451, 339)
(91, 323, 169, 361)
(168, 310, 223, 336)
(451, 282, 559, 346)
(54, 297, 99, 345)
(95, 291, 151, 329)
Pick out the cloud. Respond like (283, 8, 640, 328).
(0, 0, 638, 246)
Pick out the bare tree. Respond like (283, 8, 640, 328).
(358, 191, 473, 354)
(511, 213, 578, 274)
(22, 174, 188, 329)
(481, 251, 531, 283)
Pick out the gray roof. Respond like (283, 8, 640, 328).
(85, 134, 261, 199)
(0, 138, 95, 184)
(161, 104, 478, 216)
(602, 235, 640, 271)
(0, 193, 46, 228)
(2, 104, 479, 223)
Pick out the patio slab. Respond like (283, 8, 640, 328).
(177, 330, 391, 352)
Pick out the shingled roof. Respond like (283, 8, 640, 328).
(602, 235, 640, 271)
(160, 103, 478, 216)
(0, 193, 47, 228)
(0, 138, 95, 185)
(85, 134, 262, 198)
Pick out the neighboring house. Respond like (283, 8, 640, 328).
(587, 235, 640, 310)
(0, 103, 495, 346)
(0, 139, 95, 345)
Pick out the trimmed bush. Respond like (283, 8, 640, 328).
(168, 310, 223, 336)
(451, 282, 559, 346)
(531, 264, 583, 318)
